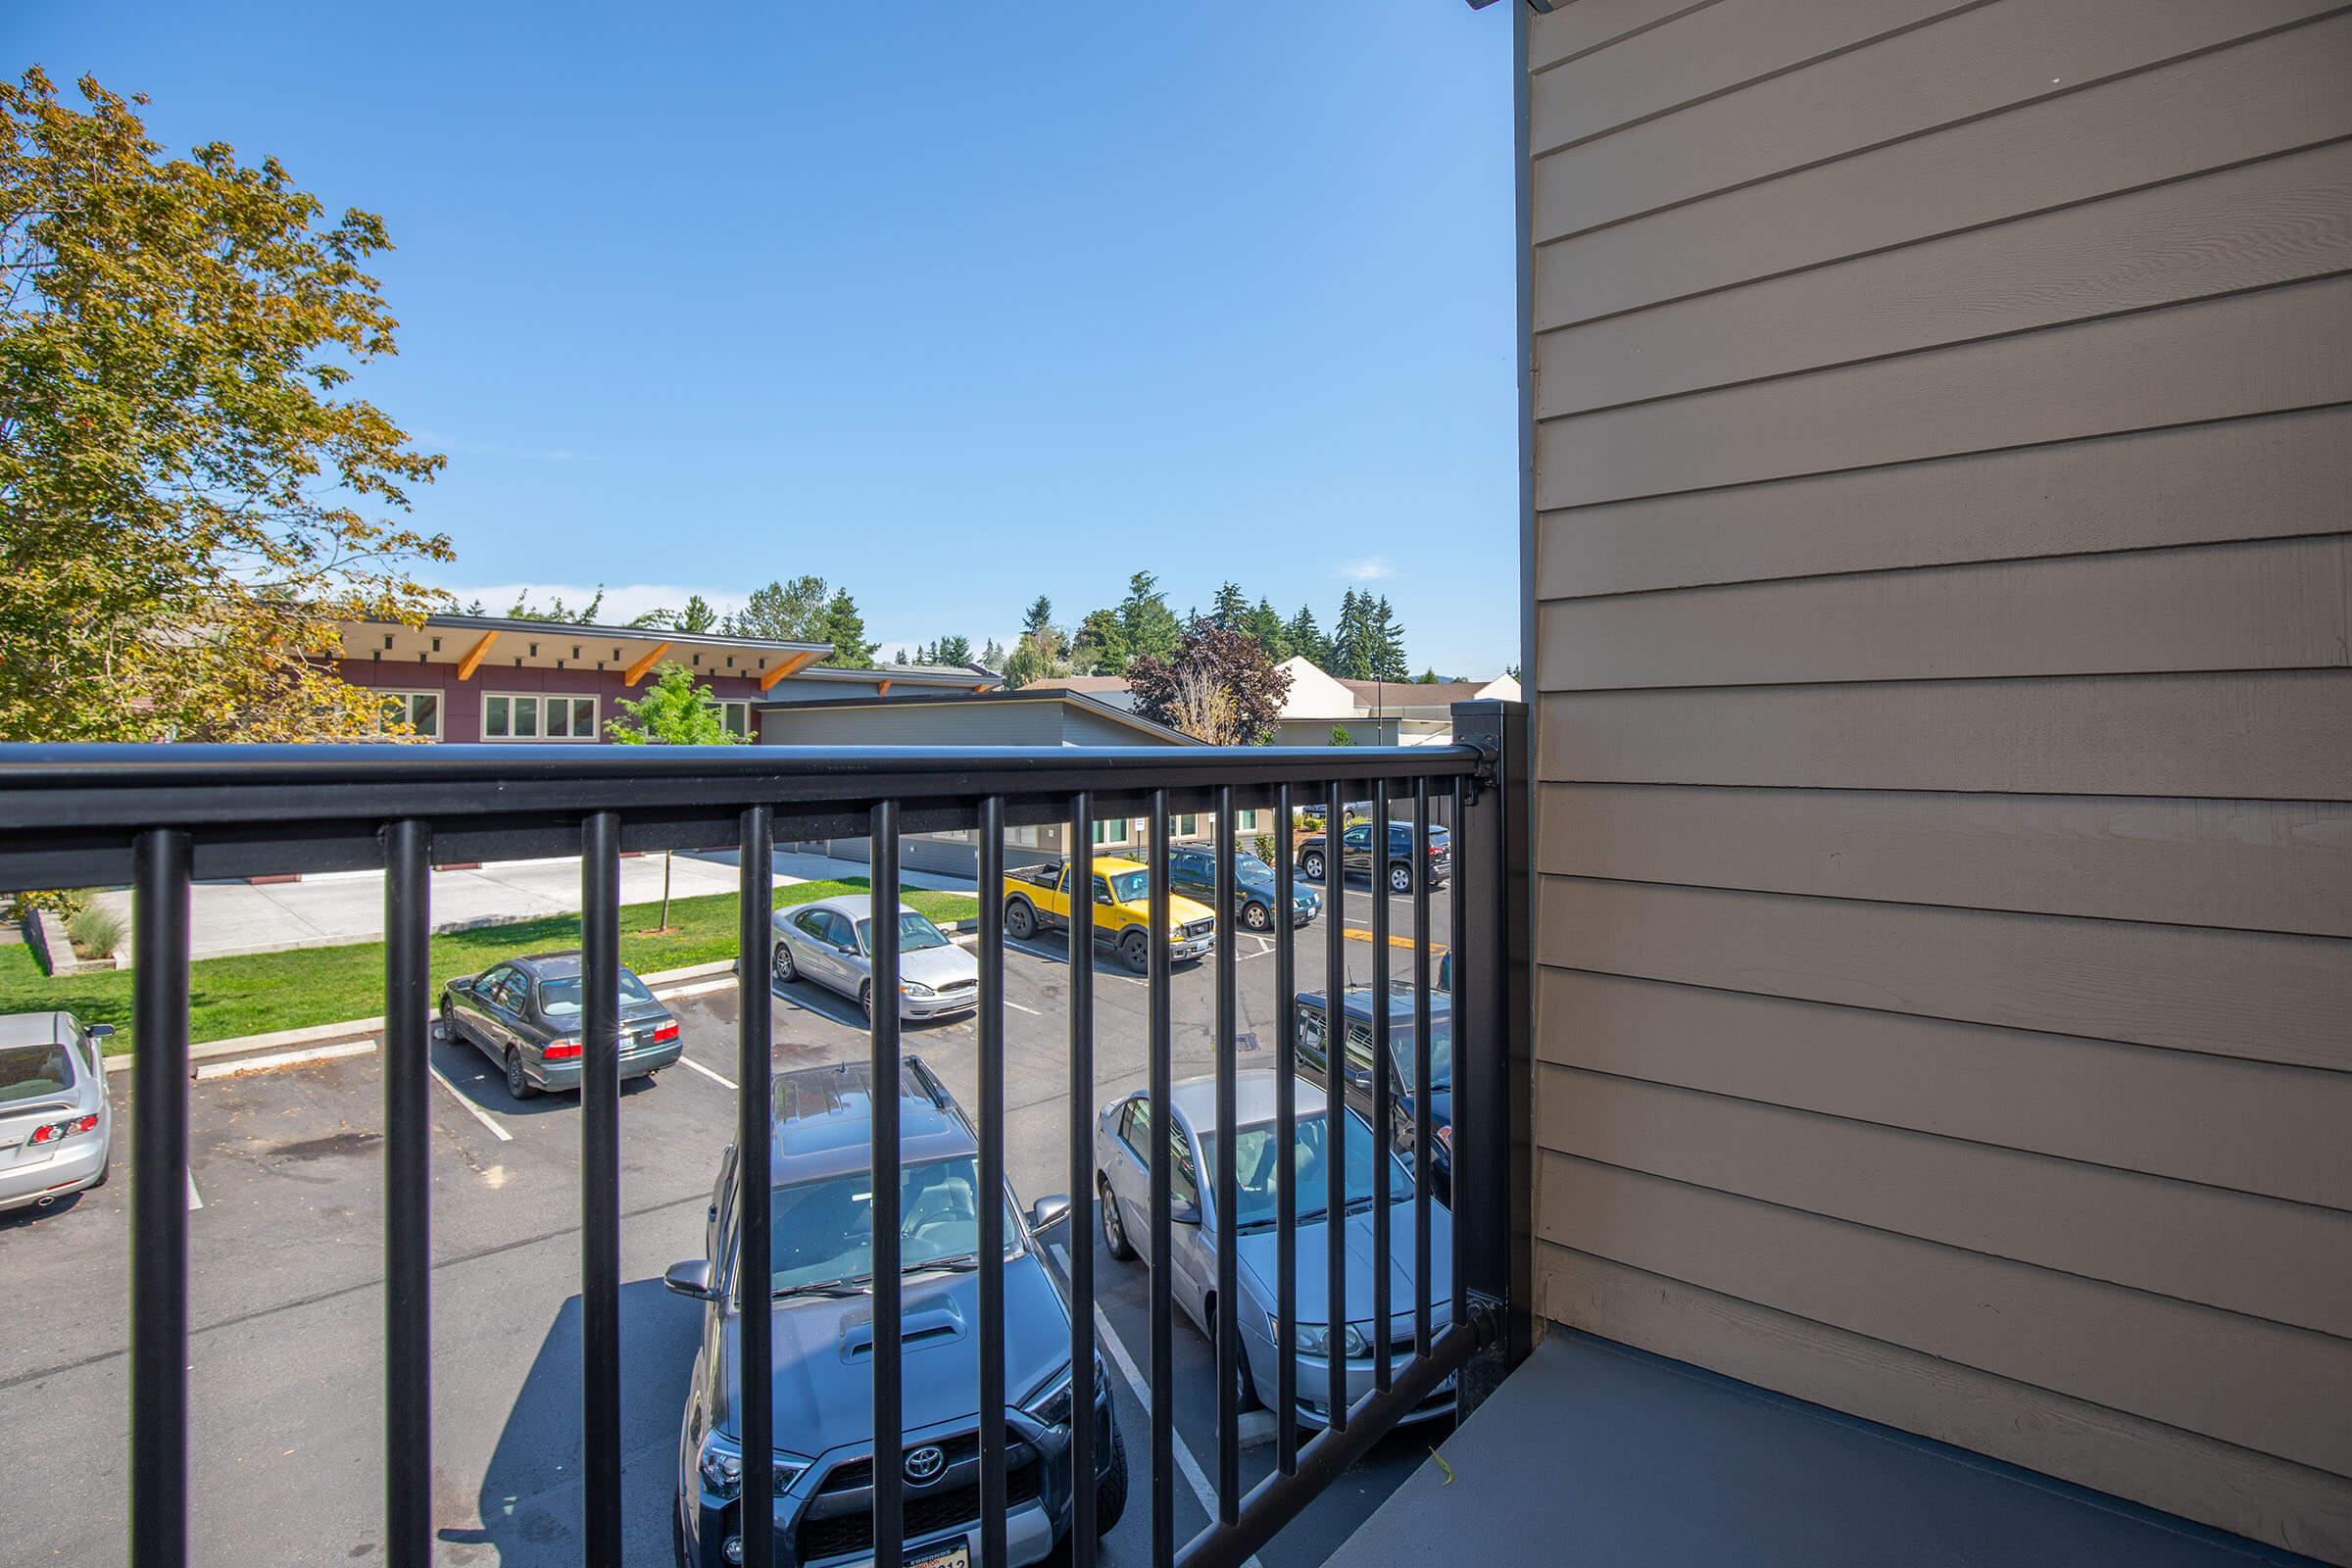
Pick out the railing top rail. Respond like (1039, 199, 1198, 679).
(0, 729, 1490, 890)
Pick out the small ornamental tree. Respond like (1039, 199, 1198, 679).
(1128, 623, 1292, 746)
(606, 662, 740, 927)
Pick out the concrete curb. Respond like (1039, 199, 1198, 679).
(102, 956, 747, 1075)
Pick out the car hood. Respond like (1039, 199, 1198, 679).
(898, 942, 979, 988)
(714, 1251, 1072, 1448)
(1161, 892, 1218, 927)
(1230, 1199, 1451, 1329)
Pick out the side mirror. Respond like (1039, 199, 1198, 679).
(1172, 1201, 1202, 1227)
(1029, 1194, 1072, 1234)
(87, 1023, 117, 1040)
(662, 1259, 715, 1300)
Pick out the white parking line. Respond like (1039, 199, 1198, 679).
(1052, 1243, 1263, 1568)
(186, 1171, 203, 1211)
(676, 1054, 737, 1092)
(1003, 998, 1046, 1017)
(427, 1063, 513, 1143)
(194, 1038, 376, 1079)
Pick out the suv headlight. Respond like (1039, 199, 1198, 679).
(697, 1431, 808, 1500)
(1018, 1354, 1107, 1429)
(1287, 1321, 1370, 1359)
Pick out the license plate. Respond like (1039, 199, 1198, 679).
(906, 1541, 969, 1568)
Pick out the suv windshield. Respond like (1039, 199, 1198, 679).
(1387, 1017, 1453, 1091)
(1199, 1110, 1406, 1230)
(0, 1043, 76, 1104)
(536, 971, 657, 1020)
(855, 910, 950, 954)
(760, 1153, 1020, 1295)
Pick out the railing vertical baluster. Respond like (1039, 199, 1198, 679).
(1411, 781, 1434, 1361)
(1273, 782, 1299, 1475)
(384, 819, 433, 1568)
(580, 811, 622, 1565)
(1067, 791, 1099, 1568)
(977, 797, 1008, 1568)
(1370, 779, 1392, 1391)
(738, 805, 776, 1568)
(1147, 788, 1176, 1568)
(869, 801, 905, 1568)
(1322, 778, 1347, 1432)
(1212, 786, 1240, 1522)
(131, 826, 192, 1568)
(1448, 778, 1469, 1336)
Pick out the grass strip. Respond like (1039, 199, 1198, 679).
(0, 879, 980, 1055)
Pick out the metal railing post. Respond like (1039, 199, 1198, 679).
(1448, 699, 1533, 1415)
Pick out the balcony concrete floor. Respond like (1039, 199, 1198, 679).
(1327, 1332, 2325, 1568)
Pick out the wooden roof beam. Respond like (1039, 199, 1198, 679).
(622, 641, 674, 687)
(759, 647, 823, 692)
(455, 629, 500, 681)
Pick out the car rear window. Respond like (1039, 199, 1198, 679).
(536, 971, 658, 1019)
(0, 1044, 77, 1104)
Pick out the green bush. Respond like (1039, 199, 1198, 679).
(67, 905, 124, 959)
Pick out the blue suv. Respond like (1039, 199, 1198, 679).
(666, 1056, 1127, 1567)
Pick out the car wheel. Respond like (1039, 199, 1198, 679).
(1118, 929, 1151, 974)
(1004, 897, 1037, 941)
(670, 1492, 690, 1568)
(505, 1049, 538, 1101)
(1099, 1177, 1137, 1260)
(771, 940, 798, 984)
(859, 982, 874, 1023)
(1240, 900, 1271, 932)
(1093, 1423, 1131, 1534)
(1300, 851, 1325, 882)
(437, 995, 458, 1044)
(1389, 861, 1412, 896)
(1206, 1298, 1262, 1411)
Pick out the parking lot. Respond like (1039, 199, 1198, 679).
(0, 871, 1451, 1566)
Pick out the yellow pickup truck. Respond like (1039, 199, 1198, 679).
(1002, 856, 1218, 974)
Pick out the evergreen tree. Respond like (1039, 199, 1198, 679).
(1072, 607, 1130, 674)
(815, 588, 876, 667)
(725, 576, 828, 641)
(676, 594, 718, 634)
(894, 647, 909, 664)
(1284, 605, 1328, 669)
(1331, 589, 1374, 680)
(1244, 597, 1291, 662)
(1208, 580, 1250, 630)
(1368, 596, 1410, 681)
(1117, 571, 1182, 665)
(932, 633, 973, 666)
(1003, 596, 1069, 688)
(980, 637, 1005, 669)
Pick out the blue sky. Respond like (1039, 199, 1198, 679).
(21, 2, 1520, 673)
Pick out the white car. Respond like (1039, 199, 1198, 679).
(768, 894, 980, 1020)
(0, 1010, 115, 1214)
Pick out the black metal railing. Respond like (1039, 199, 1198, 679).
(0, 698, 1531, 1568)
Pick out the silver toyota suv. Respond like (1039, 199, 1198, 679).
(666, 1056, 1127, 1568)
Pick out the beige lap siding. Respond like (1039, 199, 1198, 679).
(1523, 0, 2352, 1558)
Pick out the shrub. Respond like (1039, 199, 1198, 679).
(68, 905, 125, 959)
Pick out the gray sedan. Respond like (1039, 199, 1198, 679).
(1093, 1071, 1454, 1431)
(439, 950, 681, 1099)
(0, 1010, 115, 1214)
(768, 894, 979, 1021)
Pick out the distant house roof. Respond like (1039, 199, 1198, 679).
(754, 687, 1197, 745)
(335, 612, 1001, 690)
(1023, 675, 1131, 695)
(1337, 676, 1508, 709)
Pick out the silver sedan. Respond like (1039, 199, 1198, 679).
(1, 1010, 115, 1214)
(768, 893, 980, 1021)
(1093, 1071, 1453, 1430)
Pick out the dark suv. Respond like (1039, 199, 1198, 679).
(1165, 843, 1321, 931)
(1293, 985, 1454, 1200)
(666, 1057, 1127, 1568)
(1296, 818, 1451, 894)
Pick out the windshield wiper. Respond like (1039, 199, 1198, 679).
(773, 1280, 867, 1299)
(905, 1253, 981, 1274)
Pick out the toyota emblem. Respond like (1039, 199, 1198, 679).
(903, 1445, 947, 1484)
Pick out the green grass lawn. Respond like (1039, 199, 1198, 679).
(0, 878, 979, 1056)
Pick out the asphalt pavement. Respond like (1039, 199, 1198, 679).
(0, 870, 1449, 1566)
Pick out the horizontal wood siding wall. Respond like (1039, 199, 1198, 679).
(1524, 0, 2352, 1558)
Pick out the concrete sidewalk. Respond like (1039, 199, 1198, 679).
(91, 847, 980, 963)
